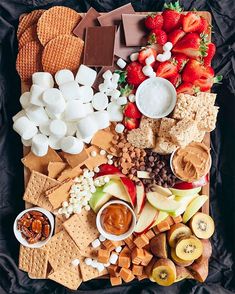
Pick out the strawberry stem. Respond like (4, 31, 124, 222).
(213, 75, 223, 84)
(164, 1, 183, 12)
(115, 70, 127, 84)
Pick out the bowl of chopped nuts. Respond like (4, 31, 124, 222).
(13, 207, 54, 248)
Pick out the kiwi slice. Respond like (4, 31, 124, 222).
(167, 223, 192, 248)
(152, 259, 176, 286)
(189, 212, 215, 239)
(175, 236, 203, 261)
(171, 248, 194, 267)
(175, 266, 191, 282)
(188, 259, 209, 282)
(150, 233, 168, 258)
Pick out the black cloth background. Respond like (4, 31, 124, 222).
(0, 0, 234, 293)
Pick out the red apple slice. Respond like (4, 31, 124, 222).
(134, 202, 158, 234)
(173, 174, 209, 190)
(135, 181, 146, 214)
(120, 177, 136, 207)
(95, 164, 123, 178)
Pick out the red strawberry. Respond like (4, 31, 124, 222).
(145, 14, 164, 30)
(181, 59, 204, 83)
(193, 68, 222, 92)
(176, 82, 200, 95)
(172, 33, 207, 59)
(124, 117, 140, 130)
(123, 102, 142, 119)
(162, 1, 183, 33)
(182, 12, 202, 33)
(167, 29, 186, 45)
(167, 73, 181, 87)
(126, 62, 147, 87)
(156, 61, 178, 79)
(138, 47, 157, 65)
(153, 61, 160, 71)
(203, 43, 216, 66)
(197, 17, 210, 34)
(147, 29, 167, 45)
(172, 53, 189, 71)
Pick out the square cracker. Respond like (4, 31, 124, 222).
(47, 179, 73, 209)
(84, 145, 107, 170)
(22, 148, 63, 174)
(91, 129, 118, 156)
(19, 245, 34, 272)
(80, 257, 108, 282)
(28, 248, 48, 279)
(48, 161, 67, 179)
(23, 171, 59, 211)
(78, 245, 99, 258)
(62, 149, 89, 168)
(48, 267, 82, 290)
(54, 214, 66, 234)
(57, 166, 83, 182)
(63, 210, 99, 251)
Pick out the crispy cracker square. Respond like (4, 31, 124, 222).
(62, 149, 89, 168)
(47, 179, 73, 209)
(28, 248, 48, 279)
(54, 214, 66, 234)
(91, 129, 118, 156)
(48, 267, 82, 290)
(48, 161, 68, 179)
(57, 166, 83, 182)
(19, 245, 34, 272)
(84, 145, 107, 170)
(79, 257, 108, 282)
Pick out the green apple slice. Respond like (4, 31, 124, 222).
(152, 211, 169, 227)
(151, 185, 172, 197)
(89, 187, 112, 212)
(170, 194, 199, 217)
(183, 195, 208, 223)
(146, 192, 181, 213)
(169, 187, 202, 197)
(103, 179, 130, 203)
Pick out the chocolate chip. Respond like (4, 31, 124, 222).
(149, 156, 155, 162)
(140, 165, 145, 171)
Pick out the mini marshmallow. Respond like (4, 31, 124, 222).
(92, 92, 108, 111)
(163, 41, 173, 52)
(142, 65, 154, 77)
(85, 258, 92, 266)
(91, 260, 98, 268)
(145, 55, 155, 65)
(112, 73, 120, 83)
(48, 135, 61, 150)
(30, 84, 45, 106)
(83, 103, 94, 115)
(31, 134, 49, 157)
(130, 52, 139, 61)
(109, 253, 118, 265)
(71, 258, 80, 267)
(60, 136, 84, 154)
(49, 119, 67, 137)
(111, 89, 121, 100)
(91, 239, 101, 248)
(156, 54, 165, 62)
(76, 131, 92, 144)
(64, 100, 86, 121)
(128, 94, 135, 102)
(115, 246, 122, 253)
(162, 50, 171, 60)
(21, 138, 32, 147)
(117, 96, 127, 105)
(99, 235, 106, 242)
(107, 102, 123, 122)
(77, 85, 94, 103)
(39, 122, 52, 136)
(20, 92, 30, 109)
(25, 105, 49, 126)
(97, 263, 105, 273)
(77, 115, 98, 138)
(42, 88, 66, 114)
(75, 64, 97, 86)
(91, 111, 110, 130)
(102, 70, 112, 80)
(55, 69, 74, 86)
(103, 262, 110, 267)
(32, 72, 54, 89)
(109, 81, 118, 90)
(115, 123, 125, 133)
(98, 83, 108, 93)
(59, 81, 80, 101)
(117, 58, 127, 69)
(66, 122, 77, 136)
(12, 110, 26, 122)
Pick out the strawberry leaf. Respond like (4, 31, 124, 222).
(164, 1, 183, 12)
(114, 70, 127, 84)
(120, 84, 134, 96)
(213, 75, 223, 84)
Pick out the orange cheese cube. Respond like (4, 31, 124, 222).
(119, 267, 135, 283)
(110, 276, 122, 286)
(131, 248, 144, 265)
(118, 255, 131, 268)
(97, 249, 110, 264)
(132, 265, 143, 276)
(134, 234, 149, 248)
(145, 229, 155, 240)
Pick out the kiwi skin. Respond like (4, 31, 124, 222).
(195, 239, 212, 264)
(187, 259, 209, 282)
(175, 266, 191, 282)
(167, 223, 192, 248)
(150, 233, 168, 258)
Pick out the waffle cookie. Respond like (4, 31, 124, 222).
(18, 24, 38, 49)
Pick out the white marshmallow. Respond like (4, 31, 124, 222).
(98, 83, 108, 93)
(49, 119, 67, 137)
(13, 116, 38, 140)
(64, 100, 86, 121)
(91, 260, 98, 268)
(31, 134, 49, 157)
(75, 64, 97, 86)
(91, 110, 110, 130)
(92, 92, 108, 111)
(59, 81, 80, 101)
(156, 54, 165, 62)
(42, 88, 66, 114)
(109, 81, 118, 90)
(20, 92, 30, 109)
(109, 253, 118, 265)
(55, 69, 74, 86)
(30, 84, 45, 106)
(77, 85, 94, 103)
(71, 258, 80, 267)
(115, 123, 125, 133)
(66, 122, 77, 136)
(25, 105, 49, 126)
(103, 262, 110, 267)
(46, 109, 61, 120)
(97, 263, 105, 273)
(111, 89, 120, 100)
(76, 115, 98, 138)
(102, 70, 112, 80)
(107, 102, 124, 122)
(128, 94, 135, 102)
(162, 50, 172, 60)
(48, 135, 61, 150)
(91, 239, 101, 248)
(99, 235, 106, 242)
(163, 41, 173, 52)
(12, 110, 26, 122)
(130, 52, 139, 61)
(142, 65, 154, 77)
(145, 55, 155, 65)
(83, 103, 94, 115)
(76, 131, 92, 144)
(39, 122, 52, 136)
(84, 258, 92, 266)
(32, 72, 54, 89)
(112, 73, 120, 83)
(115, 246, 122, 253)
(117, 96, 127, 105)
(117, 58, 126, 69)
(60, 136, 84, 154)
(21, 138, 32, 147)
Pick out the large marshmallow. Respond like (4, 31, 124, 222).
(25, 105, 49, 126)
(59, 81, 80, 100)
(76, 131, 92, 144)
(46, 109, 62, 120)
(42, 88, 66, 114)
(32, 72, 54, 89)
(83, 103, 94, 116)
(55, 69, 74, 86)
(91, 111, 110, 130)
(13, 116, 38, 140)
(48, 135, 61, 150)
(92, 92, 109, 111)
(21, 138, 32, 147)
(75, 65, 97, 87)
(49, 119, 67, 137)
(77, 85, 94, 103)
(76, 115, 98, 139)
(60, 136, 84, 154)
(12, 110, 26, 122)
(31, 134, 49, 157)
(64, 100, 86, 121)
(20, 92, 31, 109)
(66, 122, 77, 136)
(30, 84, 45, 106)
(107, 102, 123, 122)
(39, 122, 52, 136)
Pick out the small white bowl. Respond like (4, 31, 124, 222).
(135, 77, 177, 119)
(96, 200, 136, 241)
(13, 207, 54, 248)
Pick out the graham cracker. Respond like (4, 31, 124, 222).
(54, 214, 66, 234)
(22, 148, 63, 175)
(28, 248, 48, 279)
(48, 267, 82, 290)
(23, 171, 59, 211)
(63, 149, 89, 168)
(91, 129, 118, 156)
(63, 210, 99, 251)
(48, 161, 68, 179)
(47, 179, 73, 209)
(57, 166, 83, 182)
(84, 145, 108, 170)
(78, 246, 99, 258)
(19, 245, 34, 272)
(127, 127, 155, 149)
(80, 258, 108, 282)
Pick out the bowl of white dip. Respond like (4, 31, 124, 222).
(135, 77, 177, 119)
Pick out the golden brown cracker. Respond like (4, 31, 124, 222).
(28, 248, 48, 279)
(19, 245, 34, 272)
(84, 145, 108, 170)
(78, 246, 99, 259)
(48, 161, 68, 179)
(18, 24, 38, 49)
(63, 149, 89, 168)
(57, 166, 83, 182)
(91, 129, 118, 156)
(47, 179, 73, 209)
(48, 267, 82, 290)
(54, 214, 66, 234)
(79, 258, 108, 282)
